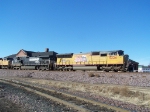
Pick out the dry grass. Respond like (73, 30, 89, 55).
(135, 91, 141, 97)
(107, 87, 112, 92)
(111, 86, 131, 96)
(120, 86, 130, 97)
(112, 87, 120, 94)
(99, 88, 103, 92)
(110, 86, 147, 98)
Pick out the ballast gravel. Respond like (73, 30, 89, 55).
(0, 70, 150, 87)
(0, 82, 78, 112)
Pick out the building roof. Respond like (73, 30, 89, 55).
(16, 49, 57, 57)
(4, 54, 16, 59)
(138, 65, 150, 68)
(23, 49, 36, 56)
(3, 48, 57, 59)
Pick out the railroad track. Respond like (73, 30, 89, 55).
(1, 69, 150, 74)
(0, 78, 130, 112)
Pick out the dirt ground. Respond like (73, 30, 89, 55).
(2, 76, 150, 109)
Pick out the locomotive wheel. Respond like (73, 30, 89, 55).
(45, 67, 48, 70)
(110, 67, 114, 71)
(114, 70, 118, 72)
(35, 66, 39, 70)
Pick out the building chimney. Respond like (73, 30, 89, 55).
(45, 48, 49, 52)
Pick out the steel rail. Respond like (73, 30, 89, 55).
(1, 69, 149, 74)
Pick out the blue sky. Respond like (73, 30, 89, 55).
(0, 0, 150, 65)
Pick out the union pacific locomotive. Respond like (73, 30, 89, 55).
(0, 49, 138, 72)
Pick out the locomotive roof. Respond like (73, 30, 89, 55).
(56, 53, 73, 58)
(56, 53, 73, 56)
(32, 51, 57, 57)
(74, 50, 124, 55)
(92, 50, 123, 53)
(99, 50, 124, 54)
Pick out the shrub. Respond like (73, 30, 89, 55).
(120, 86, 129, 96)
(112, 87, 120, 95)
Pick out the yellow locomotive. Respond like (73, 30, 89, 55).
(0, 58, 12, 69)
(56, 50, 138, 72)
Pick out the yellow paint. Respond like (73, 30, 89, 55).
(0, 60, 10, 66)
(56, 52, 124, 65)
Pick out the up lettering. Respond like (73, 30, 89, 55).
(110, 56, 117, 59)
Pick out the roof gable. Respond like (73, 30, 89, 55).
(16, 49, 27, 57)
(16, 49, 35, 57)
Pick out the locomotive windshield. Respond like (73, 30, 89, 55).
(118, 51, 124, 56)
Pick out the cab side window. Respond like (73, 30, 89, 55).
(101, 54, 107, 56)
(109, 52, 117, 56)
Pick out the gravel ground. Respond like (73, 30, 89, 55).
(0, 70, 150, 87)
(0, 98, 24, 112)
(0, 82, 78, 112)
(0, 70, 150, 112)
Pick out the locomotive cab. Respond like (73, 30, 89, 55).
(123, 55, 139, 72)
(126, 59, 138, 72)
